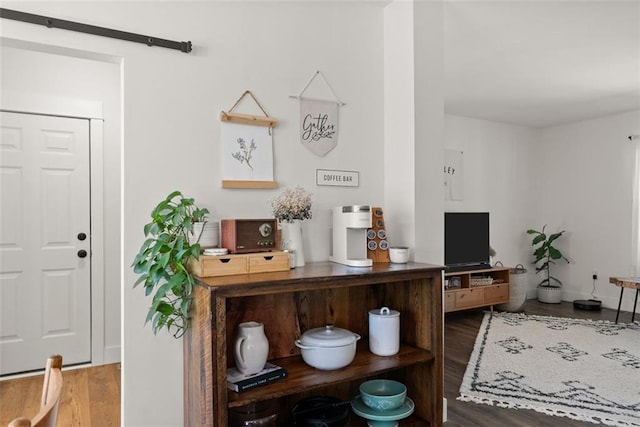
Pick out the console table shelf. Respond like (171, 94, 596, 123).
(183, 262, 444, 426)
(444, 266, 510, 313)
(228, 343, 434, 408)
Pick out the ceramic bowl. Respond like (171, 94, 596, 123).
(359, 379, 407, 411)
(351, 395, 415, 421)
(389, 247, 409, 264)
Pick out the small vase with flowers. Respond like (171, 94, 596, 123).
(271, 186, 312, 267)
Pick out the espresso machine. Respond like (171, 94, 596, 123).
(329, 205, 373, 267)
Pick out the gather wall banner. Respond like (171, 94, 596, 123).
(291, 70, 344, 157)
(300, 98, 339, 157)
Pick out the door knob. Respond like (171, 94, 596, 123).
(77, 232, 87, 241)
(78, 249, 88, 258)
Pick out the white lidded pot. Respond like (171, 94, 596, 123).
(295, 324, 361, 370)
(368, 307, 400, 356)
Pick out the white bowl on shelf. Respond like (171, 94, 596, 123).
(389, 247, 409, 264)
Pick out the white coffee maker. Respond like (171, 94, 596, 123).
(329, 205, 373, 267)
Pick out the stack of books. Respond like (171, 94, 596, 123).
(226, 362, 288, 393)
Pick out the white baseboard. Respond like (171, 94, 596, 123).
(103, 345, 121, 365)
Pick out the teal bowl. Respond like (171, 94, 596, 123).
(359, 379, 407, 411)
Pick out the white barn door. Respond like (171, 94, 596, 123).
(0, 111, 91, 375)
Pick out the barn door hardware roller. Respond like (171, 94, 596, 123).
(0, 8, 192, 53)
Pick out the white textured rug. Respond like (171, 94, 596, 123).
(458, 312, 640, 426)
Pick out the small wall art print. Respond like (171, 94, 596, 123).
(222, 121, 274, 182)
(300, 98, 339, 157)
(444, 149, 464, 201)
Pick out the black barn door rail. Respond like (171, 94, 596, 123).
(0, 8, 192, 53)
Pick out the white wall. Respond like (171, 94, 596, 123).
(0, 45, 122, 363)
(383, 1, 445, 265)
(538, 110, 640, 311)
(0, 2, 394, 426)
(445, 111, 640, 310)
(444, 115, 538, 292)
(384, 2, 416, 251)
(14, 1, 638, 425)
(413, 1, 445, 264)
(126, 4, 386, 425)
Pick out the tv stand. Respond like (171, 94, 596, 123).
(444, 266, 510, 313)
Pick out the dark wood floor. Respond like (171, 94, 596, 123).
(444, 299, 636, 426)
(0, 301, 633, 426)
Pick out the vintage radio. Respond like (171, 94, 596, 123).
(221, 219, 278, 253)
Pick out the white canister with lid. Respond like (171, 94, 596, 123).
(368, 307, 400, 356)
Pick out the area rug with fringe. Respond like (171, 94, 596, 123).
(458, 312, 640, 426)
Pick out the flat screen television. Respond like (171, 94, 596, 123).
(444, 212, 490, 271)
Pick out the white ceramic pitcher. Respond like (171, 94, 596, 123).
(234, 321, 269, 375)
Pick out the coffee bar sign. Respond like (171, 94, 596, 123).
(316, 169, 359, 187)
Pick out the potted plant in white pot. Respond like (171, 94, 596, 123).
(132, 191, 209, 338)
(527, 225, 569, 304)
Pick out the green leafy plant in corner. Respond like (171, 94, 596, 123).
(527, 225, 569, 288)
(132, 191, 209, 338)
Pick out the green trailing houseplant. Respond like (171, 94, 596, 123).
(132, 191, 209, 338)
(527, 224, 569, 288)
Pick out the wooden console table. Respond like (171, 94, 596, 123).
(609, 276, 640, 323)
(183, 261, 444, 426)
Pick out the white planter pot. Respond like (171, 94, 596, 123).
(537, 286, 563, 304)
(189, 221, 219, 249)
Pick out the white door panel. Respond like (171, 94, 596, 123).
(0, 111, 91, 374)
